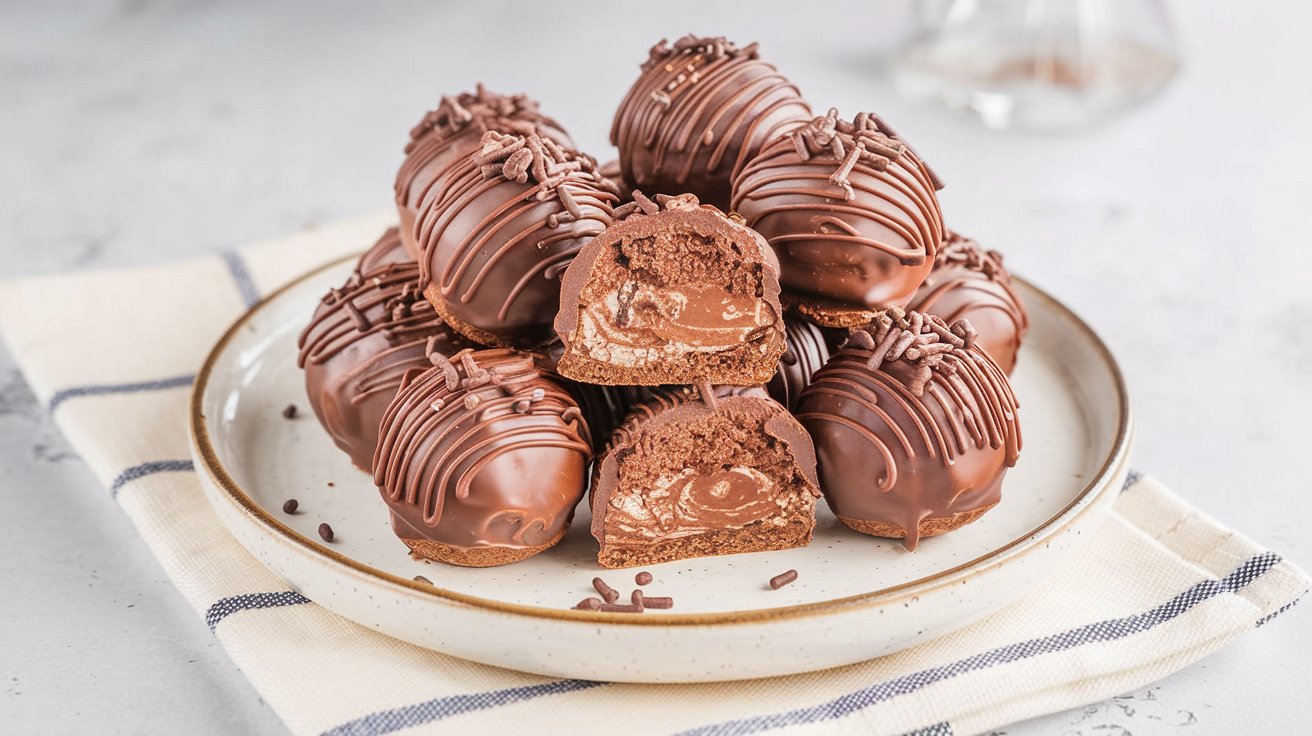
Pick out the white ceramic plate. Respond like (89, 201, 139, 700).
(191, 254, 1132, 683)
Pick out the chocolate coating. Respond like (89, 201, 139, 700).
(356, 226, 414, 272)
(591, 385, 820, 568)
(395, 86, 572, 259)
(611, 35, 811, 210)
(767, 318, 831, 412)
(296, 229, 473, 470)
(553, 192, 786, 386)
(796, 310, 1021, 550)
(416, 131, 620, 348)
(907, 231, 1028, 373)
(732, 108, 946, 312)
(373, 348, 592, 566)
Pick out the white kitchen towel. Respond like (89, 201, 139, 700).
(4, 211, 1306, 736)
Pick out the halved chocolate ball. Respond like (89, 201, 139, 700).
(907, 231, 1029, 374)
(611, 35, 811, 210)
(373, 348, 593, 567)
(553, 192, 786, 386)
(395, 86, 572, 259)
(591, 385, 820, 569)
(297, 228, 472, 470)
(415, 131, 620, 348)
(732, 108, 946, 320)
(796, 310, 1021, 550)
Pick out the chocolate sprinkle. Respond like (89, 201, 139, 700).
(318, 523, 335, 543)
(592, 577, 620, 603)
(598, 603, 642, 613)
(635, 571, 653, 586)
(769, 569, 798, 590)
(281, 498, 298, 514)
(282, 404, 298, 419)
(631, 589, 645, 611)
(642, 596, 674, 609)
(575, 597, 603, 610)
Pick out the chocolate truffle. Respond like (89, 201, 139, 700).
(356, 226, 414, 272)
(553, 191, 786, 386)
(534, 343, 651, 452)
(373, 348, 592, 566)
(415, 131, 620, 348)
(610, 35, 811, 210)
(395, 86, 572, 259)
(297, 233, 472, 470)
(796, 310, 1021, 550)
(907, 231, 1029, 373)
(767, 318, 831, 412)
(732, 108, 947, 323)
(591, 385, 820, 568)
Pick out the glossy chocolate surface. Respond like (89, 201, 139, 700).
(296, 228, 472, 469)
(395, 86, 572, 259)
(733, 108, 946, 311)
(796, 310, 1021, 550)
(611, 35, 811, 210)
(373, 348, 592, 560)
(415, 131, 619, 347)
(907, 231, 1028, 373)
(767, 317, 831, 411)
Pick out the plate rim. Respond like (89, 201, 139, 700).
(190, 252, 1133, 627)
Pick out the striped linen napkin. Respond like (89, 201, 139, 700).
(3, 210, 1306, 736)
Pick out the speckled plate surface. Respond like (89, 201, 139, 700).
(190, 254, 1132, 683)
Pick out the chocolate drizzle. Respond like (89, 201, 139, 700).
(767, 318, 831, 412)
(296, 228, 471, 469)
(796, 310, 1021, 550)
(732, 108, 946, 311)
(415, 131, 620, 347)
(611, 34, 811, 209)
(373, 348, 592, 564)
(395, 86, 572, 257)
(908, 231, 1029, 373)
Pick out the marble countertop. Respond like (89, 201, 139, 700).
(2, 1, 1308, 733)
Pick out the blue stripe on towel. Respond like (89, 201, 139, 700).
(48, 373, 195, 413)
(317, 552, 1280, 736)
(319, 679, 605, 736)
(221, 249, 261, 307)
(206, 591, 312, 632)
(109, 459, 194, 498)
(1121, 468, 1144, 492)
(1256, 590, 1305, 627)
(674, 552, 1282, 736)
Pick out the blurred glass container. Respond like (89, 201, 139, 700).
(890, 0, 1181, 131)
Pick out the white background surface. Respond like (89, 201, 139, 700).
(1, 1, 1308, 734)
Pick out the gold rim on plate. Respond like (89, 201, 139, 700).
(190, 253, 1133, 626)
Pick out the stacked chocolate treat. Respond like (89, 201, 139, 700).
(297, 35, 1027, 568)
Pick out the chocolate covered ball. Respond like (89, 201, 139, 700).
(907, 231, 1028, 373)
(611, 35, 811, 210)
(297, 228, 473, 470)
(395, 86, 573, 259)
(767, 317, 831, 412)
(373, 348, 593, 566)
(796, 310, 1020, 550)
(415, 131, 620, 348)
(733, 108, 946, 320)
